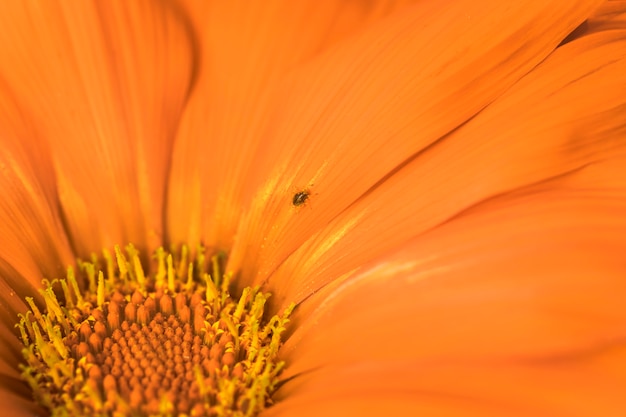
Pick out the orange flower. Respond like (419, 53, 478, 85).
(0, 0, 625, 416)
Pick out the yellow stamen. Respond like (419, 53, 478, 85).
(17, 245, 294, 417)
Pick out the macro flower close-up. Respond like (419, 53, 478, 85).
(1, 0, 625, 416)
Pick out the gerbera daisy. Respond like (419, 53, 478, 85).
(0, 0, 625, 416)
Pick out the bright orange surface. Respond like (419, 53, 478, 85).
(0, 1, 624, 416)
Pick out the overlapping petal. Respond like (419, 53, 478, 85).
(256, 19, 626, 311)
(0, 386, 45, 417)
(0, 1, 194, 257)
(0, 85, 77, 368)
(166, 0, 418, 251)
(273, 158, 626, 415)
(224, 0, 604, 287)
(0, 0, 622, 416)
(564, 0, 626, 40)
(269, 358, 626, 416)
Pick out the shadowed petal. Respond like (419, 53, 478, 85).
(564, 0, 626, 41)
(588, 0, 626, 33)
(0, 273, 30, 382)
(0, 382, 44, 417)
(0, 1, 194, 256)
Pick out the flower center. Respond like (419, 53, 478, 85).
(16, 245, 294, 417)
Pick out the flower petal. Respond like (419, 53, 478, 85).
(261, 29, 626, 308)
(563, 0, 626, 41)
(0, 85, 75, 313)
(269, 358, 626, 416)
(0, 378, 43, 417)
(0, 1, 194, 255)
(0, 89, 79, 403)
(166, 0, 418, 250)
(287, 155, 626, 362)
(225, 0, 604, 286)
(0, 277, 30, 381)
(274, 160, 626, 415)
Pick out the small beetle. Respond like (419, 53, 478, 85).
(292, 190, 310, 207)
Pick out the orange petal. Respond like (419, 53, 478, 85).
(0, 275, 32, 379)
(0, 317, 26, 382)
(263, 29, 626, 309)
(587, 0, 626, 32)
(225, 0, 604, 286)
(0, 1, 194, 256)
(271, 163, 626, 414)
(268, 356, 626, 416)
(281, 161, 626, 372)
(563, 0, 626, 41)
(0, 85, 74, 298)
(0, 87, 78, 389)
(0, 376, 43, 417)
(0, 283, 28, 382)
(167, 0, 418, 250)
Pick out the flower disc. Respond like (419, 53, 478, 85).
(17, 245, 294, 417)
